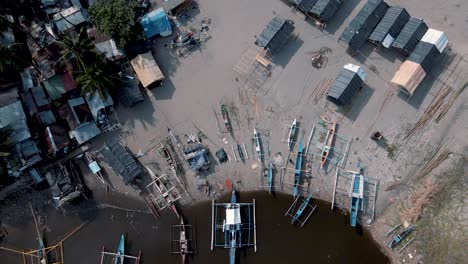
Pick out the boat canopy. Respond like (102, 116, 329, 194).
(226, 205, 241, 225)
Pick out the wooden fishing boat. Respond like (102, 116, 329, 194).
(291, 194, 312, 224)
(237, 144, 244, 162)
(293, 140, 304, 198)
(288, 119, 297, 150)
(253, 128, 262, 162)
(221, 104, 232, 133)
(320, 122, 336, 169)
(114, 235, 125, 264)
(179, 218, 188, 264)
(349, 173, 364, 227)
(388, 226, 415, 248)
(267, 163, 273, 194)
(38, 238, 47, 264)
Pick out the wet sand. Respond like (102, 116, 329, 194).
(1, 191, 388, 263)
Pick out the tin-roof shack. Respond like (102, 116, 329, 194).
(130, 52, 165, 89)
(255, 17, 295, 54)
(368, 6, 410, 48)
(87, 28, 125, 61)
(407, 41, 440, 73)
(327, 64, 366, 106)
(309, 0, 342, 22)
(420, 28, 448, 53)
(293, 0, 319, 14)
(0, 101, 31, 146)
(391, 60, 426, 96)
(339, 0, 389, 52)
(391, 17, 428, 56)
(53, 6, 87, 33)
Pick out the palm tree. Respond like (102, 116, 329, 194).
(56, 29, 97, 70)
(0, 43, 23, 73)
(77, 61, 120, 99)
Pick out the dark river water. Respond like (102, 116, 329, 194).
(1, 191, 389, 263)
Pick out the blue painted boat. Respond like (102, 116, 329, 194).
(114, 235, 125, 264)
(293, 140, 304, 198)
(349, 162, 364, 227)
(291, 194, 312, 224)
(388, 226, 414, 248)
(267, 163, 273, 194)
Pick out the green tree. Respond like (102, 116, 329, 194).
(56, 29, 97, 70)
(89, 0, 139, 48)
(0, 43, 23, 73)
(77, 61, 120, 99)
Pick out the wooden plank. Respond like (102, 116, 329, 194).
(255, 54, 271, 68)
(331, 168, 339, 210)
(210, 200, 215, 251)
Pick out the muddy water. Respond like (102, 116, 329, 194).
(1, 192, 389, 263)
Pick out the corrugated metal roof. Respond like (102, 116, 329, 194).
(117, 77, 145, 107)
(408, 41, 440, 73)
(0, 101, 31, 145)
(71, 122, 101, 145)
(391, 17, 428, 55)
(310, 0, 342, 22)
(255, 17, 295, 54)
(339, 0, 389, 51)
(130, 52, 165, 88)
(162, 0, 186, 12)
(421, 28, 448, 53)
(100, 138, 143, 185)
(85, 92, 114, 120)
(297, 0, 319, 14)
(327, 68, 364, 106)
(369, 7, 410, 47)
(391, 60, 426, 95)
(53, 6, 87, 33)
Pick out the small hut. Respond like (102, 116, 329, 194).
(391, 60, 426, 96)
(339, 0, 389, 51)
(255, 17, 295, 54)
(391, 17, 428, 56)
(368, 6, 410, 48)
(327, 64, 366, 106)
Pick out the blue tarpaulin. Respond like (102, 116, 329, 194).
(140, 8, 172, 39)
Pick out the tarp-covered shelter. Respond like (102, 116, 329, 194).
(53, 6, 87, 33)
(392, 17, 428, 56)
(369, 7, 410, 48)
(391, 60, 426, 96)
(420, 28, 448, 53)
(310, 0, 342, 22)
(327, 64, 366, 106)
(99, 138, 143, 184)
(130, 52, 165, 88)
(141, 8, 172, 38)
(407, 41, 440, 73)
(184, 144, 210, 171)
(255, 17, 295, 54)
(0, 101, 31, 145)
(339, 0, 389, 51)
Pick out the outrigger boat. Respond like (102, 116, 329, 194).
(288, 119, 297, 150)
(267, 163, 274, 194)
(38, 237, 47, 264)
(388, 226, 415, 249)
(237, 144, 245, 162)
(114, 235, 125, 264)
(293, 140, 304, 198)
(179, 218, 188, 264)
(320, 122, 336, 169)
(291, 194, 312, 224)
(349, 162, 364, 227)
(253, 128, 262, 162)
(221, 104, 232, 134)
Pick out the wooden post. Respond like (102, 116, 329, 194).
(243, 144, 249, 159)
(305, 125, 315, 155)
(253, 199, 257, 253)
(331, 168, 339, 210)
(210, 200, 215, 251)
